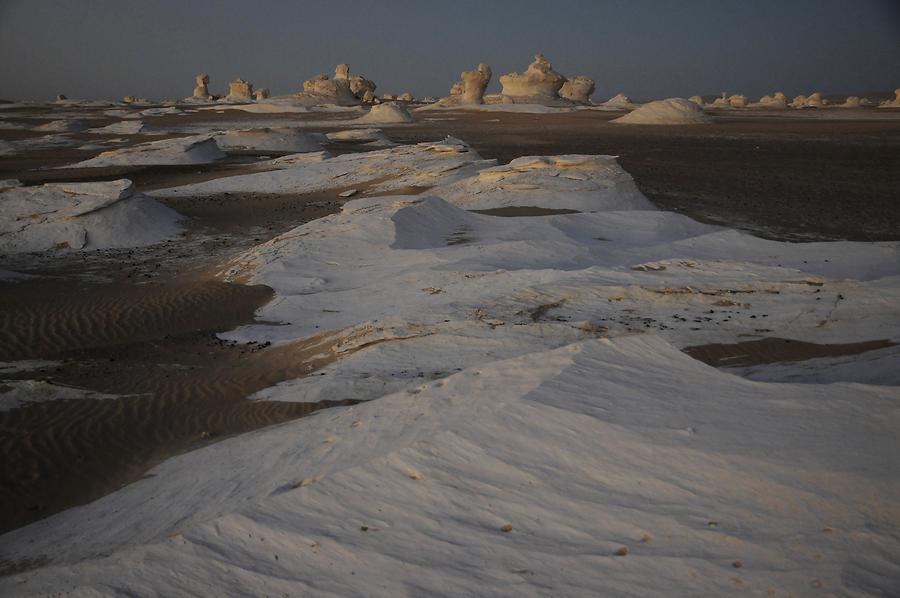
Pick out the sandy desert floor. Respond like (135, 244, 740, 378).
(1, 100, 898, 595)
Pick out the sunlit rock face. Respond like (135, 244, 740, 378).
(498, 54, 567, 103)
(689, 95, 705, 106)
(443, 63, 492, 105)
(227, 78, 254, 101)
(753, 92, 787, 109)
(193, 73, 213, 100)
(559, 76, 595, 103)
(253, 88, 269, 100)
(302, 64, 361, 104)
(397, 92, 414, 102)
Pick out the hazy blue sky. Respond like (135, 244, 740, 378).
(1, 0, 898, 101)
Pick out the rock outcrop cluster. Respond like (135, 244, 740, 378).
(498, 54, 567, 103)
(300, 64, 374, 105)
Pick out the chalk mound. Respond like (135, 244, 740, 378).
(612, 98, 711, 125)
(68, 135, 225, 168)
(215, 128, 324, 152)
(498, 53, 568, 104)
(0, 179, 182, 253)
(354, 102, 413, 124)
(559, 76, 595, 103)
(602, 93, 635, 109)
(688, 95, 705, 106)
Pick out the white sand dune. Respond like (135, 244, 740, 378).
(613, 98, 712, 125)
(67, 135, 225, 168)
(353, 102, 414, 123)
(0, 179, 182, 252)
(3, 141, 899, 596)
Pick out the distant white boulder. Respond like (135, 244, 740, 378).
(612, 98, 711, 125)
(559, 76, 595, 103)
(879, 88, 900, 108)
(226, 78, 254, 102)
(498, 54, 567, 104)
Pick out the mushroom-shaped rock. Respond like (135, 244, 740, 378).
(354, 102, 413, 124)
(612, 98, 712, 125)
(193, 74, 213, 100)
(227, 79, 254, 102)
(254, 88, 270, 100)
(688, 96, 705, 106)
(559, 76, 595, 103)
(441, 64, 492, 105)
(499, 54, 567, 103)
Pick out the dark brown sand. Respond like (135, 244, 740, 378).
(683, 337, 895, 367)
(390, 109, 900, 241)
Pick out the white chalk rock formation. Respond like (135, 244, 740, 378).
(805, 92, 824, 107)
(601, 93, 635, 109)
(710, 93, 730, 108)
(67, 135, 225, 168)
(840, 96, 862, 108)
(752, 92, 788, 109)
(193, 74, 213, 100)
(728, 94, 748, 108)
(397, 92, 414, 102)
(443, 63, 493, 106)
(215, 128, 324, 153)
(0, 179, 182, 253)
(498, 54, 567, 104)
(353, 102, 413, 124)
(226, 79, 254, 102)
(612, 98, 712, 125)
(879, 88, 900, 108)
(55, 94, 67, 101)
(349, 74, 376, 99)
(253, 88, 270, 100)
(688, 95, 705, 106)
(300, 65, 358, 105)
(382, 93, 397, 101)
(361, 90, 376, 103)
(559, 76, 595, 103)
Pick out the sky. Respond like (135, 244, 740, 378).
(1, 0, 898, 101)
